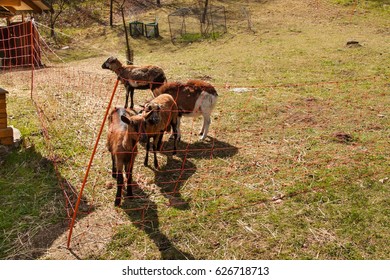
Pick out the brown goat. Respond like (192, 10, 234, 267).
(153, 80, 218, 141)
(102, 57, 167, 109)
(141, 94, 179, 169)
(107, 107, 146, 206)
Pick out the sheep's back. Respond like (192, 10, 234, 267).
(157, 81, 216, 114)
(123, 65, 165, 83)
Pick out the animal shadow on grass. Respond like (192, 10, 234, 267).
(177, 136, 239, 160)
(0, 145, 92, 259)
(152, 136, 238, 209)
(152, 152, 196, 210)
(122, 188, 195, 260)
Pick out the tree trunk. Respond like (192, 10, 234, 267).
(110, 0, 114, 26)
(121, 7, 133, 64)
(201, 0, 209, 24)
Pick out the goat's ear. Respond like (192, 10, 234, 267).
(121, 115, 131, 124)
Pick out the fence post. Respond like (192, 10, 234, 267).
(67, 79, 120, 249)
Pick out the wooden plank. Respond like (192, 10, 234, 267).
(0, 113, 7, 119)
(0, 108, 6, 114)
(1, 0, 22, 5)
(0, 93, 6, 99)
(0, 136, 14, 146)
(22, 0, 43, 13)
(0, 127, 13, 138)
(0, 118, 7, 129)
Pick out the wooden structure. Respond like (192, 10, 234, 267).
(0, 1, 51, 14)
(0, 87, 13, 145)
(0, 20, 41, 67)
(0, 1, 51, 68)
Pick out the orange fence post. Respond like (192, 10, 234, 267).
(67, 79, 120, 249)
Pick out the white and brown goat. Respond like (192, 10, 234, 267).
(141, 94, 179, 169)
(107, 107, 146, 206)
(102, 56, 167, 109)
(153, 80, 218, 141)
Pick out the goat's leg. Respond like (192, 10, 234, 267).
(170, 115, 181, 142)
(153, 134, 163, 169)
(144, 137, 150, 166)
(125, 162, 133, 198)
(130, 88, 134, 109)
(115, 171, 124, 207)
(171, 121, 178, 155)
(111, 154, 117, 179)
(200, 114, 211, 140)
(124, 84, 130, 109)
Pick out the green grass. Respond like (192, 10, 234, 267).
(0, 94, 65, 259)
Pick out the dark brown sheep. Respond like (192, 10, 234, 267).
(107, 107, 146, 206)
(102, 57, 167, 109)
(141, 94, 179, 169)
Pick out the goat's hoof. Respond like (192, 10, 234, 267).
(114, 200, 121, 207)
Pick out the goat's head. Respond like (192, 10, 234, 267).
(102, 56, 121, 71)
(121, 114, 148, 144)
(142, 102, 161, 125)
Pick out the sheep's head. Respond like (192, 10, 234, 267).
(142, 103, 161, 125)
(121, 114, 147, 145)
(102, 56, 122, 71)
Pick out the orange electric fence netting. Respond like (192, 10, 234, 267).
(0, 5, 386, 258)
